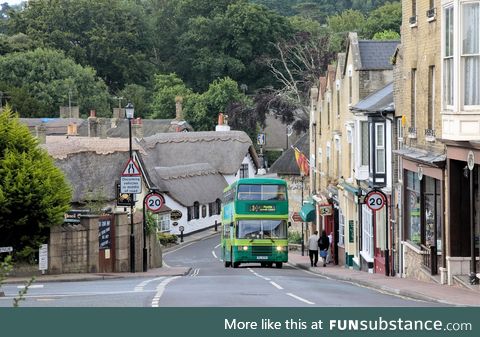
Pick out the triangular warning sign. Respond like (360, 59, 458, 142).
(121, 158, 141, 176)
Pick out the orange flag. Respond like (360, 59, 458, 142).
(293, 147, 309, 176)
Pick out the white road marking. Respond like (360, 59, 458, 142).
(17, 284, 44, 289)
(270, 281, 283, 290)
(286, 292, 315, 305)
(190, 268, 200, 277)
(214, 243, 221, 249)
(134, 277, 164, 292)
(151, 276, 180, 307)
(212, 250, 217, 259)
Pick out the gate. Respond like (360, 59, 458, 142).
(98, 215, 115, 273)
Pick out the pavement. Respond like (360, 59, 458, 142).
(2, 227, 480, 306)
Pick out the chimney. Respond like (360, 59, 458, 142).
(67, 122, 78, 136)
(88, 114, 98, 137)
(175, 96, 183, 120)
(35, 123, 47, 144)
(112, 108, 124, 119)
(99, 118, 108, 139)
(132, 118, 143, 139)
(215, 112, 230, 131)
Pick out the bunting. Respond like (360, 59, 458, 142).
(293, 146, 309, 176)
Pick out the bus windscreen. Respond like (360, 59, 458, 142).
(237, 184, 286, 201)
(237, 220, 287, 239)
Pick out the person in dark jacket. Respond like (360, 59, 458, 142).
(318, 230, 329, 267)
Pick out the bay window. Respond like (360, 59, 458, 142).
(443, 5, 454, 107)
(462, 2, 480, 106)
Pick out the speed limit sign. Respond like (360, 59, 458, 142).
(145, 193, 165, 213)
(365, 190, 386, 211)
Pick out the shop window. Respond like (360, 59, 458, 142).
(405, 171, 421, 244)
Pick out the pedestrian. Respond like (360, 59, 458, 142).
(326, 232, 333, 264)
(307, 230, 319, 267)
(318, 230, 329, 267)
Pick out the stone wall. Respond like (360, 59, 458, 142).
(402, 241, 433, 283)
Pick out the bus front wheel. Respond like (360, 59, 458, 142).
(233, 262, 240, 268)
(275, 262, 283, 269)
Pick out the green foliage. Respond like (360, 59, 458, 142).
(158, 232, 178, 246)
(13, 276, 35, 307)
(0, 107, 72, 255)
(0, 255, 13, 285)
(8, 0, 154, 91)
(116, 84, 152, 119)
(145, 211, 156, 236)
(288, 230, 302, 244)
(363, 2, 402, 39)
(373, 30, 400, 41)
(151, 74, 192, 119)
(0, 48, 110, 117)
(327, 9, 366, 53)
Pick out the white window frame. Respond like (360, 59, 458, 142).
(375, 123, 385, 174)
(362, 205, 374, 259)
(442, 5, 454, 109)
(156, 213, 171, 232)
(461, 1, 480, 109)
(397, 120, 404, 183)
(338, 208, 345, 246)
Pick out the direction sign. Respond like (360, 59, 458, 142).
(145, 193, 165, 213)
(122, 158, 141, 176)
(365, 190, 386, 211)
(39, 244, 48, 271)
(120, 176, 142, 194)
(257, 133, 265, 145)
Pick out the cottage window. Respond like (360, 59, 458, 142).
(443, 6, 454, 107)
(216, 198, 221, 215)
(462, 2, 480, 106)
(202, 205, 206, 218)
(193, 201, 200, 219)
(155, 213, 170, 232)
(239, 163, 249, 178)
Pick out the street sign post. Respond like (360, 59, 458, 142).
(0, 246, 13, 253)
(365, 189, 390, 277)
(142, 190, 165, 272)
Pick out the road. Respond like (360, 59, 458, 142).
(0, 234, 446, 307)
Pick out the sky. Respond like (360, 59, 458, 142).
(4, 0, 25, 6)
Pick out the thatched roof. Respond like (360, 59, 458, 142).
(151, 164, 227, 206)
(140, 131, 258, 175)
(103, 119, 193, 138)
(42, 136, 145, 159)
(269, 134, 309, 176)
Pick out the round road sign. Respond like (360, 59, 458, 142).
(365, 190, 386, 211)
(179, 226, 185, 232)
(145, 193, 165, 213)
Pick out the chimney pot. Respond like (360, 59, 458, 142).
(175, 96, 183, 120)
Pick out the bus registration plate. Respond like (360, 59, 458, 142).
(256, 256, 268, 260)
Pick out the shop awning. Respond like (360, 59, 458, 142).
(300, 202, 315, 222)
(393, 147, 446, 168)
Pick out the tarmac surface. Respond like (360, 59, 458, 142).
(3, 227, 480, 306)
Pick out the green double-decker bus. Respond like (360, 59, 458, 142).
(221, 178, 289, 268)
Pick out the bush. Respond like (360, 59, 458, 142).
(288, 230, 302, 244)
(157, 233, 178, 246)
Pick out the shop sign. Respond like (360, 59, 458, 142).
(171, 210, 183, 220)
(319, 205, 332, 216)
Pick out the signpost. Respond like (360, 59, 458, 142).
(39, 244, 48, 274)
(142, 190, 165, 272)
(365, 189, 389, 276)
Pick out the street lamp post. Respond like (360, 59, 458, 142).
(125, 102, 135, 273)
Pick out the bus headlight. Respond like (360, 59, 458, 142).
(242, 246, 249, 251)
(276, 246, 285, 252)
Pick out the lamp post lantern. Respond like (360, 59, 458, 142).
(125, 102, 135, 273)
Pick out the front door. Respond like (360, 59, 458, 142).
(98, 215, 115, 273)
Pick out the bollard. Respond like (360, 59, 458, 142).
(215, 220, 218, 232)
(180, 229, 184, 243)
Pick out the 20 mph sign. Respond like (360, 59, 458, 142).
(365, 190, 386, 211)
(145, 193, 165, 213)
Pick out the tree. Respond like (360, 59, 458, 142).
(372, 29, 400, 40)
(327, 9, 366, 53)
(150, 73, 192, 119)
(363, 1, 402, 39)
(261, 32, 333, 132)
(0, 107, 72, 261)
(0, 48, 110, 117)
(8, 0, 154, 91)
